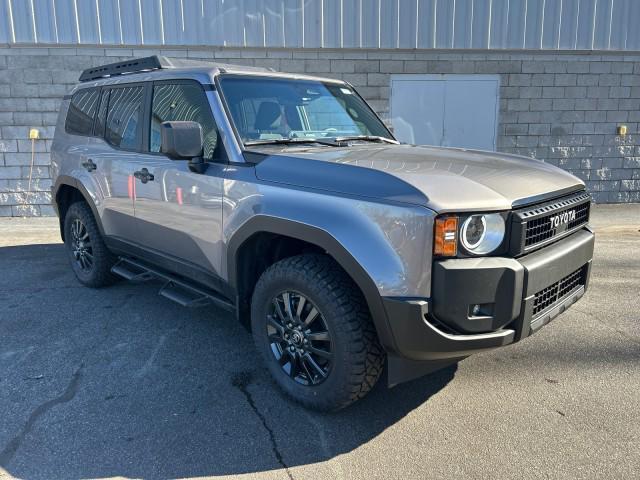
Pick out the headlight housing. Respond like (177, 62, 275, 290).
(434, 212, 506, 257)
(459, 214, 505, 255)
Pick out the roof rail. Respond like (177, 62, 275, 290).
(79, 56, 167, 82)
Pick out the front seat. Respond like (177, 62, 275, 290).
(255, 102, 282, 133)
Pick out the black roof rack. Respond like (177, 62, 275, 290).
(79, 56, 167, 82)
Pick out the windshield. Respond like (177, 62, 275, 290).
(218, 75, 394, 145)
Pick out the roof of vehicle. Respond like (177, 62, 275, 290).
(73, 55, 345, 92)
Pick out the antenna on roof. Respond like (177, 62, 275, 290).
(79, 56, 168, 82)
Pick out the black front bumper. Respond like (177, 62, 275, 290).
(383, 228, 594, 371)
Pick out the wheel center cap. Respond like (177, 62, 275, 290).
(291, 331, 303, 346)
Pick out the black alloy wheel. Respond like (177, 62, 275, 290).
(69, 217, 94, 272)
(63, 201, 118, 288)
(266, 291, 333, 386)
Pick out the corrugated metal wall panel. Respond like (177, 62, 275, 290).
(398, 0, 417, 49)
(97, 0, 122, 44)
(453, 0, 472, 49)
(283, 0, 303, 47)
(471, 0, 490, 49)
(360, 0, 378, 48)
(76, 0, 100, 44)
(627, 0, 640, 50)
(379, 0, 399, 49)
(10, 0, 36, 43)
(52, 0, 76, 44)
(0, 1, 10, 43)
(593, 0, 613, 50)
(609, 0, 629, 50)
(119, 1, 143, 45)
(203, 0, 225, 46)
(416, 0, 435, 48)
(506, 0, 526, 48)
(33, 0, 58, 43)
(140, 0, 163, 45)
(576, 0, 597, 49)
(559, 0, 579, 49)
(323, 0, 341, 48)
(244, 0, 266, 47)
(489, 0, 509, 49)
(342, 0, 361, 48)
(435, 0, 454, 49)
(524, 0, 545, 49)
(4, 0, 639, 51)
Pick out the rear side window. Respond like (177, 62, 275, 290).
(104, 86, 145, 150)
(150, 83, 218, 158)
(65, 88, 100, 136)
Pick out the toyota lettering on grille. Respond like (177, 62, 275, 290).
(549, 209, 576, 229)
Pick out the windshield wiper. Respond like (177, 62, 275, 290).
(244, 138, 341, 147)
(331, 135, 399, 144)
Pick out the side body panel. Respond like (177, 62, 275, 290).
(222, 167, 436, 299)
(132, 154, 225, 276)
(84, 136, 137, 240)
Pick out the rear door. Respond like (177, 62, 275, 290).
(131, 80, 226, 278)
(86, 84, 147, 242)
(60, 87, 105, 219)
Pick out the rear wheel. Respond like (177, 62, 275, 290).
(251, 254, 384, 411)
(63, 201, 118, 287)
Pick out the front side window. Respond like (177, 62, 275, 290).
(65, 88, 100, 136)
(150, 83, 219, 159)
(218, 76, 392, 144)
(104, 86, 145, 150)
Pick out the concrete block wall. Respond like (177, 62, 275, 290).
(1, 45, 639, 216)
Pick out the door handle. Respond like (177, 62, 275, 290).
(81, 159, 97, 172)
(133, 168, 154, 184)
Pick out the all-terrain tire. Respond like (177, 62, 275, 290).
(251, 254, 384, 411)
(63, 201, 118, 288)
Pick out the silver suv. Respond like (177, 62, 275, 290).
(51, 56, 595, 410)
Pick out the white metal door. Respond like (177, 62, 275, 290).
(390, 75, 499, 151)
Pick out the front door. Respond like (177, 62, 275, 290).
(132, 81, 226, 278)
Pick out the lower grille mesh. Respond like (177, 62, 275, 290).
(532, 267, 586, 316)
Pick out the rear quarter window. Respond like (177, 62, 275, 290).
(65, 88, 100, 136)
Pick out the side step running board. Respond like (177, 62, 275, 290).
(111, 257, 235, 312)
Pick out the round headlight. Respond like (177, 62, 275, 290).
(460, 214, 505, 254)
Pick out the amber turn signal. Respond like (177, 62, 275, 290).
(434, 216, 458, 256)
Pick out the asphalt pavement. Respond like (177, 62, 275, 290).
(0, 204, 638, 480)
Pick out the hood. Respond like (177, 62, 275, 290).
(252, 144, 585, 212)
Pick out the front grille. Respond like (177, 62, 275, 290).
(524, 201, 590, 247)
(532, 266, 586, 316)
(511, 191, 591, 255)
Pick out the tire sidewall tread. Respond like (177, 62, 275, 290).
(63, 201, 117, 288)
(251, 254, 384, 411)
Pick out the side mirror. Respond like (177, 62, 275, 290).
(161, 121, 207, 173)
(161, 121, 203, 159)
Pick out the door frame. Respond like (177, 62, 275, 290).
(389, 74, 500, 150)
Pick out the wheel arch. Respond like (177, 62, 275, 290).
(53, 176, 105, 241)
(227, 215, 398, 353)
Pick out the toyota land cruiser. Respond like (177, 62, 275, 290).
(51, 56, 594, 411)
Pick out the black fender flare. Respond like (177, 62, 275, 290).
(52, 175, 106, 239)
(227, 215, 399, 354)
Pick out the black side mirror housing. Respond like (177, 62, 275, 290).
(161, 121, 208, 173)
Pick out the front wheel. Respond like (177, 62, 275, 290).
(251, 254, 384, 411)
(63, 201, 118, 288)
